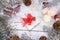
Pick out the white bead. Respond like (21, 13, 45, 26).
(47, 7, 58, 16)
(42, 7, 49, 15)
(44, 15, 51, 22)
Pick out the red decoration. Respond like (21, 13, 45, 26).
(22, 13, 36, 26)
(42, 2, 48, 5)
(54, 14, 58, 20)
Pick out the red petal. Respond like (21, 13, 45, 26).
(32, 17, 36, 21)
(54, 14, 58, 20)
(43, 2, 48, 5)
(22, 13, 36, 26)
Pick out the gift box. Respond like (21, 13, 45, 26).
(3, 4, 20, 17)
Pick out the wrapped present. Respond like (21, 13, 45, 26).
(3, 4, 20, 17)
(1, 0, 20, 17)
(3, 7, 13, 16)
(12, 4, 20, 13)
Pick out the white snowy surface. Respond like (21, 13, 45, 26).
(1, 0, 60, 40)
(7, 0, 54, 40)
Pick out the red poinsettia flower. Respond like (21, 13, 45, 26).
(54, 14, 58, 20)
(22, 13, 36, 26)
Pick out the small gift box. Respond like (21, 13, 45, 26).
(3, 4, 20, 17)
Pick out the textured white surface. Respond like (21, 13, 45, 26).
(1, 0, 60, 40)
(8, 0, 49, 39)
(8, 0, 54, 40)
